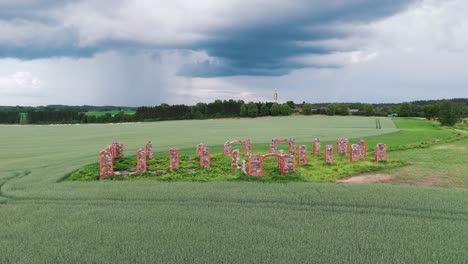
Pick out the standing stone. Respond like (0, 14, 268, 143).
(336, 138, 349, 155)
(169, 148, 180, 171)
(288, 139, 296, 155)
(145, 141, 154, 160)
(375, 143, 387, 162)
(248, 154, 262, 176)
(231, 149, 240, 167)
(349, 144, 360, 162)
(200, 146, 211, 169)
(99, 150, 114, 179)
(196, 143, 204, 156)
(324, 145, 334, 164)
(282, 154, 296, 174)
(278, 150, 285, 168)
(313, 138, 320, 155)
(223, 141, 231, 155)
(244, 140, 252, 155)
(297, 145, 307, 165)
(269, 142, 277, 154)
(358, 140, 367, 159)
(113, 142, 124, 158)
(241, 160, 247, 174)
(136, 149, 147, 173)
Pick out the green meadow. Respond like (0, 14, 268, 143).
(0, 116, 467, 263)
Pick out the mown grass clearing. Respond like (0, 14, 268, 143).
(0, 116, 467, 263)
(70, 153, 405, 182)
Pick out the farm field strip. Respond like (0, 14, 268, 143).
(0, 116, 467, 263)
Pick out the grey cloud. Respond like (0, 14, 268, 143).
(0, 0, 417, 76)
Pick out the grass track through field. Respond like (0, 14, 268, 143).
(0, 116, 467, 263)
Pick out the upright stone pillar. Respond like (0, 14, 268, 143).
(288, 139, 296, 155)
(324, 145, 334, 164)
(278, 150, 285, 168)
(313, 138, 320, 155)
(297, 145, 307, 165)
(248, 154, 262, 176)
(145, 141, 154, 160)
(358, 140, 367, 159)
(282, 154, 296, 174)
(196, 143, 204, 156)
(99, 150, 114, 179)
(169, 148, 180, 171)
(200, 146, 211, 168)
(223, 141, 231, 155)
(349, 144, 360, 162)
(113, 142, 124, 158)
(336, 138, 349, 155)
(375, 143, 387, 162)
(244, 140, 252, 155)
(231, 149, 240, 167)
(269, 142, 277, 154)
(136, 149, 147, 173)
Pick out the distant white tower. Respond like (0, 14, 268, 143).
(274, 89, 278, 103)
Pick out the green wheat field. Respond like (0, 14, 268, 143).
(0, 116, 467, 263)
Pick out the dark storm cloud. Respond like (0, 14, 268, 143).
(0, 0, 417, 75)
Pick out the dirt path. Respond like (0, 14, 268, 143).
(337, 165, 450, 187)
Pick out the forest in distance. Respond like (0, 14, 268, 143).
(0, 98, 466, 126)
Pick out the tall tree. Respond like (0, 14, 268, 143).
(302, 103, 312, 115)
(438, 101, 463, 126)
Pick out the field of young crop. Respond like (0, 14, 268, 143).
(0, 116, 467, 263)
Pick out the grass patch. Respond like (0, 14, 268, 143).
(70, 151, 405, 183)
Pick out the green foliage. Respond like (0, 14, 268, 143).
(399, 102, 414, 117)
(239, 104, 247, 117)
(280, 103, 292, 116)
(326, 103, 337, 115)
(260, 103, 270, 116)
(286, 100, 295, 109)
(302, 103, 312, 115)
(270, 103, 280, 116)
(363, 104, 375, 116)
(247, 102, 258, 117)
(438, 100, 463, 126)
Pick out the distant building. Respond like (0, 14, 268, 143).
(348, 109, 360, 114)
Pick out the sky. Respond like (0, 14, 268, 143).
(0, 0, 467, 106)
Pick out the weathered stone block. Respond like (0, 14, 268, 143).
(112, 142, 124, 158)
(169, 148, 180, 171)
(313, 138, 320, 155)
(358, 140, 367, 159)
(297, 145, 307, 165)
(282, 154, 296, 173)
(136, 149, 147, 173)
(200, 146, 211, 168)
(99, 150, 114, 179)
(349, 144, 360, 162)
(196, 143, 204, 156)
(145, 141, 154, 160)
(231, 149, 240, 167)
(224, 140, 252, 155)
(336, 138, 349, 155)
(248, 154, 262, 176)
(375, 143, 387, 162)
(269, 139, 296, 154)
(324, 145, 334, 164)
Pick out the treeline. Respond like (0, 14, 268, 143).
(0, 98, 466, 126)
(0, 105, 136, 113)
(134, 100, 297, 121)
(0, 112, 21, 124)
